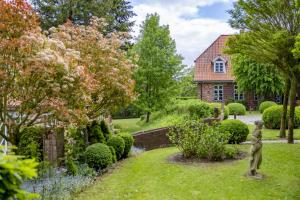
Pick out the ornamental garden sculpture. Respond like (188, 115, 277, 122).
(248, 120, 263, 178)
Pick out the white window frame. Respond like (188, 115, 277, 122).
(234, 84, 244, 100)
(214, 85, 223, 101)
(213, 56, 226, 73)
(275, 95, 281, 103)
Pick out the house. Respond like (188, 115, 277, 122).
(193, 35, 282, 109)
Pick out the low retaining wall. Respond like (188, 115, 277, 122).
(133, 127, 172, 150)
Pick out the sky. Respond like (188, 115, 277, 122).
(131, 0, 238, 66)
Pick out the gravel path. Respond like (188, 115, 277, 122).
(229, 114, 262, 124)
(242, 140, 300, 144)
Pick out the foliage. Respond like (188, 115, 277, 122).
(65, 126, 86, 162)
(84, 143, 113, 170)
(220, 120, 249, 144)
(24, 173, 94, 200)
(231, 54, 284, 96)
(227, 103, 246, 115)
(87, 122, 105, 145)
(224, 146, 239, 159)
(17, 126, 44, 161)
(177, 67, 197, 97)
(49, 17, 136, 118)
(226, 0, 300, 143)
(168, 120, 229, 160)
(209, 103, 229, 119)
(31, 0, 135, 33)
(132, 13, 183, 122)
(109, 146, 117, 163)
(112, 104, 144, 119)
(118, 132, 134, 158)
(100, 120, 112, 142)
(0, 149, 38, 200)
(107, 136, 125, 160)
(259, 101, 277, 113)
(66, 156, 78, 176)
(262, 106, 300, 129)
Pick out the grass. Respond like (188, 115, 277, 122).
(74, 144, 300, 200)
(247, 124, 300, 140)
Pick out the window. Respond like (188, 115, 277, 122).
(214, 85, 223, 101)
(253, 93, 258, 101)
(213, 57, 225, 73)
(275, 95, 282, 103)
(234, 84, 244, 100)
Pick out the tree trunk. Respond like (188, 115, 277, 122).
(146, 111, 151, 123)
(288, 78, 297, 144)
(279, 79, 290, 138)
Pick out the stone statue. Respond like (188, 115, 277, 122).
(248, 120, 263, 178)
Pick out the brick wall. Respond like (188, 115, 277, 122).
(133, 127, 172, 150)
(198, 82, 234, 103)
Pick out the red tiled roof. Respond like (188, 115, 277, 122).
(194, 35, 234, 82)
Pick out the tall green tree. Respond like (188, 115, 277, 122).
(31, 0, 135, 32)
(225, 0, 300, 142)
(231, 54, 284, 97)
(177, 67, 198, 98)
(133, 13, 183, 122)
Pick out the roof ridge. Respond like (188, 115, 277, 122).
(194, 35, 230, 62)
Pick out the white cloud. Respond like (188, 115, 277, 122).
(132, 0, 237, 66)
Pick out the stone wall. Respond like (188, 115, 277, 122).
(43, 128, 64, 166)
(133, 127, 172, 150)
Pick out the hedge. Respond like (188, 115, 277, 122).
(227, 103, 246, 115)
(220, 119, 249, 144)
(259, 101, 277, 113)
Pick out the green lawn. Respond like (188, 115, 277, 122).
(75, 144, 300, 200)
(247, 124, 300, 140)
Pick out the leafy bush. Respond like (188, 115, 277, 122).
(65, 126, 86, 162)
(18, 126, 44, 161)
(168, 120, 229, 161)
(259, 101, 277, 113)
(100, 120, 112, 142)
(227, 103, 246, 115)
(0, 150, 38, 200)
(87, 121, 105, 144)
(108, 146, 117, 163)
(209, 103, 229, 119)
(262, 105, 300, 129)
(220, 119, 249, 144)
(66, 156, 78, 176)
(118, 132, 134, 158)
(224, 146, 239, 159)
(107, 136, 125, 160)
(84, 143, 113, 170)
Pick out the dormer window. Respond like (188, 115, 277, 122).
(213, 56, 226, 73)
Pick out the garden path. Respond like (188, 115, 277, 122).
(229, 113, 262, 124)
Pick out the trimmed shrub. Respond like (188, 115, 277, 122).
(100, 120, 112, 142)
(224, 146, 239, 159)
(262, 105, 300, 129)
(168, 120, 229, 161)
(209, 103, 229, 119)
(109, 146, 117, 163)
(87, 122, 105, 144)
(118, 133, 134, 158)
(65, 126, 86, 162)
(84, 143, 113, 170)
(220, 119, 249, 144)
(259, 101, 277, 113)
(18, 126, 44, 161)
(107, 136, 125, 160)
(227, 103, 246, 115)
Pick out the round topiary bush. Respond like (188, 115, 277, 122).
(220, 119, 249, 144)
(107, 136, 125, 160)
(227, 103, 246, 115)
(209, 103, 229, 119)
(84, 143, 113, 170)
(118, 133, 134, 158)
(108, 146, 117, 163)
(259, 101, 277, 113)
(262, 105, 300, 129)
